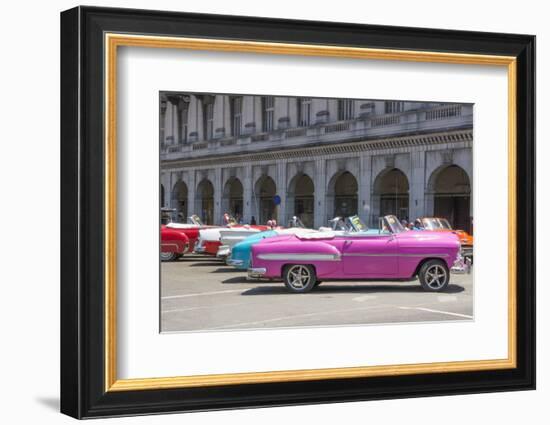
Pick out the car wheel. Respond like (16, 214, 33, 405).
(160, 251, 178, 261)
(419, 259, 449, 292)
(283, 265, 317, 293)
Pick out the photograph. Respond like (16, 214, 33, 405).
(159, 92, 474, 332)
(57, 4, 536, 419)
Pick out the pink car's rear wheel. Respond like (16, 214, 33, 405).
(283, 264, 317, 293)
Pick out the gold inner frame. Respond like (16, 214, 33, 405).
(104, 33, 517, 392)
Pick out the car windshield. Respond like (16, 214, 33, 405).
(329, 217, 346, 231)
(188, 215, 203, 226)
(288, 216, 306, 228)
(421, 217, 452, 230)
(223, 213, 237, 225)
(346, 215, 368, 232)
(382, 215, 406, 234)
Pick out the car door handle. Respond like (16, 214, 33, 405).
(344, 240, 352, 247)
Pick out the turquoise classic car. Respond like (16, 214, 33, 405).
(228, 229, 279, 270)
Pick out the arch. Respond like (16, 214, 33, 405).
(287, 173, 315, 228)
(171, 180, 188, 222)
(427, 164, 472, 232)
(253, 175, 277, 224)
(222, 177, 244, 221)
(326, 171, 358, 221)
(372, 168, 410, 222)
(195, 179, 214, 225)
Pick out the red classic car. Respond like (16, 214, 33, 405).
(163, 214, 214, 252)
(160, 225, 189, 261)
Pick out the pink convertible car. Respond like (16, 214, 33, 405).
(248, 215, 468, 293)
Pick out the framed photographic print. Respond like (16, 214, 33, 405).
(60, 6, 535, 419)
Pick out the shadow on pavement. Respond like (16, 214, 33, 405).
(211, 267, 242, 273)
(175, 255, 217, 262)
(222, 276, 254, 284)
(189, 261, 225, 267)
(239, 284, 465, 296)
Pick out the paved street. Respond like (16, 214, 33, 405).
(161, 254, 473, 332)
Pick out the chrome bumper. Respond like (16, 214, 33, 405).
(227, 258, 244, 267)
(460, 245, 473, 258)
(451, 255, 472, 274)
(247, 267, 267, 279)
(194, 245, 205, 253)
(216, 245, 231, 258)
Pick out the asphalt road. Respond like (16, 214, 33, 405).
(161, 254, 474, 332)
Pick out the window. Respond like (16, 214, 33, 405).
(338, 99, 354, 121)
(230, 97, 243, 136)
(262, 96, 275, 132)
(385, 101, 404, 114)
(203, 101, 214, 140)
(297, 97, 311, 127)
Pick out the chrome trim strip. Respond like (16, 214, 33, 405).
(343, 253, 450, 258)
(257, 253, 341, 261)
(247, 267, 267, 279)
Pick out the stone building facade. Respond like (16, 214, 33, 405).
(160, 93, 473, 232)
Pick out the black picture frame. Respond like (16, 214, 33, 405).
(60, 5, 535, 419)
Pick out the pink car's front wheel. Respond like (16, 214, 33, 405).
(418, 259, 450, 292)
(283, 264, 317, 293)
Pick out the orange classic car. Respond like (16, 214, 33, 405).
(414, 217, 473, 263)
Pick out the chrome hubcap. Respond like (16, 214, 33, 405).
(160, 252, 173, 260)
(288, 265, 311, 289)
(426, 265, 447, 289)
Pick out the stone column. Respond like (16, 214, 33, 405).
(161, 172, 171, 208)
(313, 159, 327, 228)
(164, 101, 175, 144)
(187, 95, 200, 142)
(358, 154, 372, 225)
(254, 97, 263, 131)
(213, 167, 223, 225)
(327, 99, 338, 121)
(213, 95, 226, 139)
(288, 97, 298, 128)
(276, 162, 287, 225)
(223, 96, 232, 136)
(195, 97, 204, 141)
(169, 171, 177, 210)
(409, 151, 426, 221)
(242, 164, 253, 224)
(168, 98, 183, 144)
(187, 170, 196, 217)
